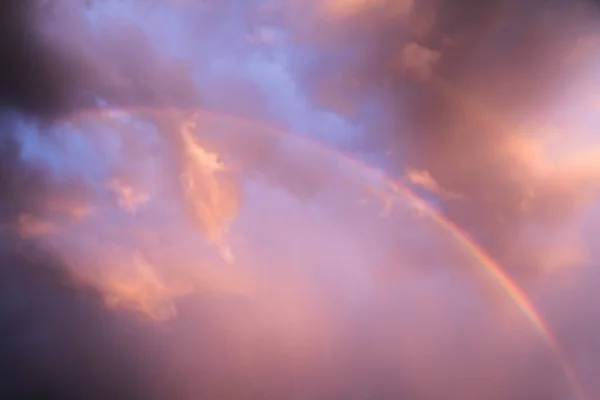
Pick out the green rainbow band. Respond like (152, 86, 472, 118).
(67, 105, 586, 400)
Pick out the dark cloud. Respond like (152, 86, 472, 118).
(0, 0, 96, 223)
(1, 0, 599, 399)
(0, 1, 95, 118)
(292, 0, 600, 279)
(89, 19, 201, 108)
(0, 233, 178, 399)
(0, 1, 176, 398)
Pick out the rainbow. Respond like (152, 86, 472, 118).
(67, 105, 586, 400)
(387, 184, 586, 400)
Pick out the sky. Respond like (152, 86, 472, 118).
(1, 0, 600, 399)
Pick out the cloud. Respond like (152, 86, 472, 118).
(406, 168, 462, 199)
(288, 0, 600, 278)
(106, 177, 150, 213)
(0, 233, 179, 398)
(2, 0, 600, 399)
(397, 42, 441, 81)
(0, 0, 203, 396)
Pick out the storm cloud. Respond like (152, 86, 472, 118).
(1, 1, 600, 399)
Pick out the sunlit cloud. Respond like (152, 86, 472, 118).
(1, 0, 600, 399)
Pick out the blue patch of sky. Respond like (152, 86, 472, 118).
(66, 1, 394, 192)
(18, 113, 162, 194)
(87, 1, 366, 153)
(204, 34, 362, 148)
(19, 124, 110, 183)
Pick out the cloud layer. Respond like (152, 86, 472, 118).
(1, 0, 600, 399)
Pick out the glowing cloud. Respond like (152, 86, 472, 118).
(106, 178, 150, 213)
(179, 114, 240, 263)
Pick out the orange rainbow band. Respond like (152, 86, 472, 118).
(67, 105, 586, 400)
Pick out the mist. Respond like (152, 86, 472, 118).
(1, 1, 599, 399)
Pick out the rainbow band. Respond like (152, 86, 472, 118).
(66, 105, 586, 400)
(391, 185, 586, 400)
